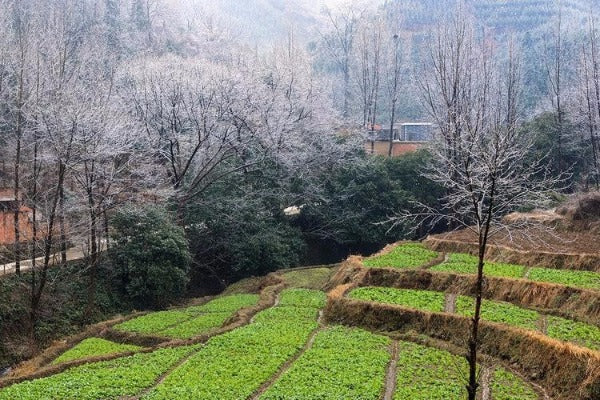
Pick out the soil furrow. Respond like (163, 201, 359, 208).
(383, 340, 399, 400)
(444, 293, 457, 313)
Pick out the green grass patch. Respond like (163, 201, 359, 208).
(455, 297, 539, 331)
(142, 290, 323, 400)
(282, 268, 333, 290)
(528, 268, 600, 291)
(363, 243, 439, 269)
(261, 326, 390, 400)
(394, 341, 468, 399)
(0, 345, 199, 400)
(430, 253, 525, 278)
(394, 343, 536, 400)
(547, 316, 600, 350)
(158, 313, 232, 339)
(348, 287, 600, 350)
(114, 294, 259, 336)
(183, 293, 260, 314)
(491, 367, 538, 400)
(52, 338, 142, 365)
(349, 287, 445, 313)
(277, 288, 327, 309)
(114, 311, 192, 335)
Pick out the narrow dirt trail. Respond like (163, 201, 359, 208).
(129, 345, 204, 400)
(538, 314, 549, 335)
(444, 293, 457, 313)
(249, 310, 324, 400)
(480, 365, 494, 400)
(383, 340, 399, 400)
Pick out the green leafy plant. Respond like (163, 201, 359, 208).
(115, 294, 259, 338)
(491, 367, 538, 400)
(158, 313, 231, 339)
(430, 253, 525, 278)
(528, 268, 600, 291)
(349, 286, 600, 350)
(394, 341, 468, 399)
(261, 326, 390, 400)
(277, 288, 327, 309)
(0, 346, 199, 400)
(394, 342, 536, 400)
(455, 297, 539, 331)
(114, 310, 192, 335)
(52, 338, 142, 365)
(142, 290, 323, 400)
(184, 294, 260, 314)
(349, 287, 445, 313)
(547, 316, 600, 350)
(363, 243, 439, 269)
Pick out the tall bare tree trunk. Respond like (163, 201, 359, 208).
(13, 46, 25, 276)
(30, 160, 67, 337)
(59, 182, 67, 264)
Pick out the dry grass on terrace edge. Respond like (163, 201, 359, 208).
(0, 273, 286, 389)
(425, 236, 600, 272)
(324, 256, 367, 291)
(364, 268, 600, 325)
(324, 295, 600, 400)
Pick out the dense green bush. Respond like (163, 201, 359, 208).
(296, 150, 444, 250)
(110, 206, 191, 309)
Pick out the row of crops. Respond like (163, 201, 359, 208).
(0, 285, 542, 399)
(112, 293, 260, 339)
(142, 289, 326, 399)
(0, 345, 201, 399)
(364, 243, 600, 291)
(394, 341, 537, 400)
(349, 287, 600, 350)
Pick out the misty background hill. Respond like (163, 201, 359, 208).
(172, 0, 600, 45)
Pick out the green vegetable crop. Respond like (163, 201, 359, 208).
(363, 243, 439, 269)
(0, 346, 199, 400)
(261, 326, 390, 400)
(52, 338, 142, 365)
(142, 290, 323, 400)
(349, 287, 445, 313)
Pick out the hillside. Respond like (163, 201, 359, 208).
(1, 241, 599, 399)
(176, 0, 385, 45)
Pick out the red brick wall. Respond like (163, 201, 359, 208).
(0, 211, 33, 244)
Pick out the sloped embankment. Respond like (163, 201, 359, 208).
(324, 252, 600, 400)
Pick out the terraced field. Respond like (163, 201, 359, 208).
(3, 247, 598, 399)
(51, 338, 142, 365)
(113, 293, 259, 339)
(363, 243, 439, 269)
(365, 243, 600, 291)
(0, 282, 543, 399)
(349, 287, 600, 350)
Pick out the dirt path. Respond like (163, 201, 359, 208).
(538, 315, 549, 335)
(383, 340, 399, 400)
(249, 311, 324, 400)
(1, 241, 106, 276)
(479, 365, 494, 400)
(444, 293, 457, 313)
